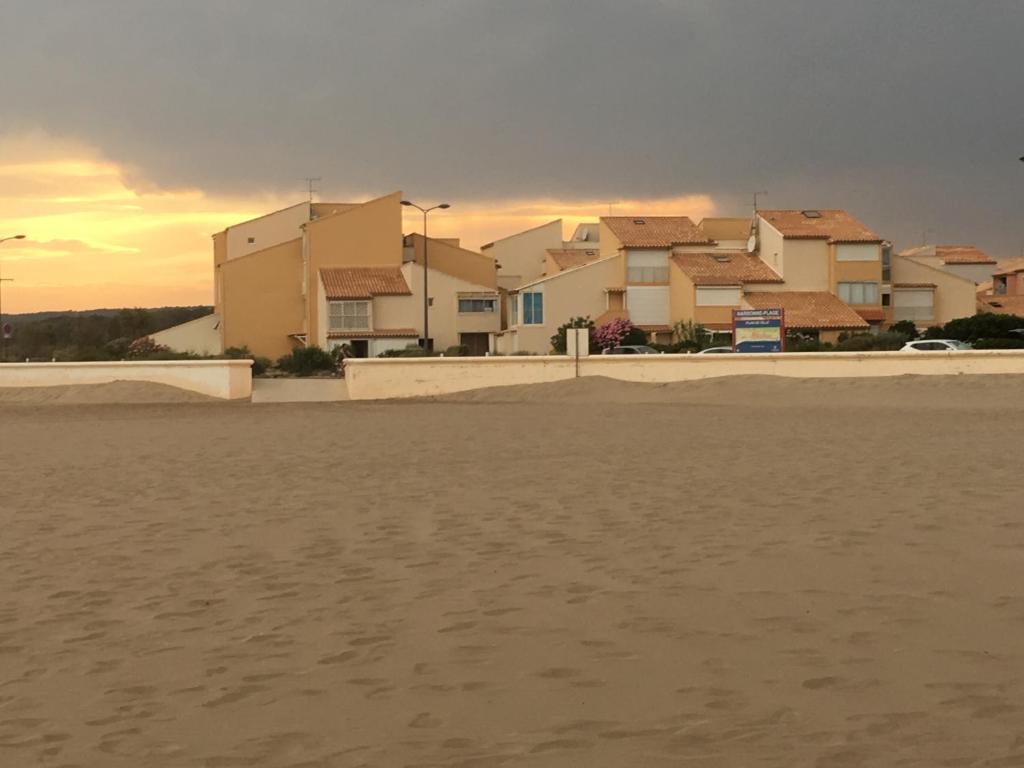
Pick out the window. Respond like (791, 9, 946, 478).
(328, 300, 370, 332)
(522, 291, 544, 325)
(837, 282, 880, 305)
(626, 251, 669, 283)
(835, 244, 880, 262)
(458, 297, 497, 313)
(696, 287, 742, 307)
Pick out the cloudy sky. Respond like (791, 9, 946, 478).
(1, 0, 1021, 311)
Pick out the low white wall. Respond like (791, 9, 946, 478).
(0, 360, 252, 400)
(345, 351, 1024, 400)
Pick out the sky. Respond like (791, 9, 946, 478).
(1, 0, 1022, 312)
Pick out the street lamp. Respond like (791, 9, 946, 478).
(401, 201, 450, 352)
(0, 235, 26, 362)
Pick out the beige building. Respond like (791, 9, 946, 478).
(500, 208, 898, 352)
(161, 192, 499, 359)
(977, 258, 1024, 317)
(897, 244, 997, 285)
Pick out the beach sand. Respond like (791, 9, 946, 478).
(0, 375, 1022, 766)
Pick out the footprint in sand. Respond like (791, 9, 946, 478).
(408, 712, 442, 728)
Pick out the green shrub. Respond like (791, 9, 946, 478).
(379, 345, 435, 358)
(971, 337, 1024, 350)
(276, 345, 337, 376)
(444, 345, 471, 357)
(888, 320, 918, 339)
(922, 325, 946, 339)
(834, 332, 909, 352)
(251, 356, 271, 375)
(550, 316, 595, 354)
(223, 345, 253, 359)
(943, 313, 1024, 342)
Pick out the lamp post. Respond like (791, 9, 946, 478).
(400, 200, 450, 352)
(0, 235, 26, 362)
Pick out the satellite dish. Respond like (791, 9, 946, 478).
(747, 234, 758, 253)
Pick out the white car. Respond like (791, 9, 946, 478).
(697, 346, 734, 354)
(604, 345, 659, 355)
(900, 339, 973, 352)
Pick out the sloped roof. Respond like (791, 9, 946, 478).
(744, 291, 870, 330)
(935, 245, 996, 265)
(994, 257, 1024, 276)
(671, 252, 782, 286)
(320, 267, 411, 299)
(602, 216, 711, 248)
(547, 248, 602, 272)
(758, 210, 881, 243)
(697, 217, 753, 242)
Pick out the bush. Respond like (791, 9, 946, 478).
(593, 317, 646, 351)
(942, 313, 1024, 342)
(444, 345, 471, 357)
(971, 337, 1024, 350)
(833, 332, 909, 352)
(550, 316, 595, 354)
(888, 320, 918, 339)
(922, 325, 946, 339)
(251, 356, 271, 375)
(672, 319, 709, 352)
(125, 336, 171, 359)
(378, 345, 434, 358)
(276, 345, 337, 376)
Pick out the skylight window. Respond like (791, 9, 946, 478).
(633, 218, 646, 225)
(713, 255, 731, 263)
(801, 210, 822, 219)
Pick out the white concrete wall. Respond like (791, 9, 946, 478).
(345, 351, 1024, 400)
(0, 360, 252, 400)
(150, 314, 223, 355)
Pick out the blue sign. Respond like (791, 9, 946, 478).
(733, 308, 785, 353)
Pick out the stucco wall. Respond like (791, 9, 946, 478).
(405, 234, 497, 288)
(512, 256, 622, 353)
(396, 263, 500, 350)
(891, 254, 977, 325)
(484, 220, 562, 290)
(213, 231, 227, 315)
(220, 238, 305, 359)
(225, 202, 310, 261)
(0, 360, 252, 400)
(306, 191, 404, 344)
(150, 313, 223, 356)
(345, 351, 1024, 400)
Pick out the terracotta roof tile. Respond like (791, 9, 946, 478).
(744, 291, 870, 330)
(547, 248, 602, 271)
(854, 307, 886, 322)
(320, 267, 411, 299)
(935, 245, 996, 265)
(671, 252, 782, 286)
(977, 294, 1024, 316)
(759, 209, 881, 243)
(893, 282, 936, 289)
(602, 216, 711, 248)
(994, 257, 1024, 276)
(327, 328, 418, 338)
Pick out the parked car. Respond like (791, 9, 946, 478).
(697, 346, 734, 354)
(900, 339, 973, 351)
(604, 345, 659, 355)
(1008, 329, 1024, 339)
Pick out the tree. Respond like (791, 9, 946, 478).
(887, 320, 918, 339)
(942, 313, 1024, 342)
(550, 316, 594, 354)
(672, 319, 708, 352)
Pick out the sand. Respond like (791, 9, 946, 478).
(0, 380, 215, 405)
(0, 375, 1022, 766)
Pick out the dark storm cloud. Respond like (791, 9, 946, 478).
(2, 0, 1023, 253)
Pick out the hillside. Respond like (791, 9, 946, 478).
(0, 306, 213, 362)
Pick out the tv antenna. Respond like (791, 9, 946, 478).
(304, 177, 322, 203)
(753, 190, 768, 213)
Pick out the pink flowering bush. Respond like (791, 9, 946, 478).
(592, 317, 646, 350)
(126, 336, 171, 358)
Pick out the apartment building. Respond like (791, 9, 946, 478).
(157, 192, 499, 359)
(496, 209, 889, 353)
(977, 258, 1024, 317)
(897, 244, 997, 285)
(482, 220, 601, 290)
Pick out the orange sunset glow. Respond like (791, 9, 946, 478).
(0, 133, 717, 313)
